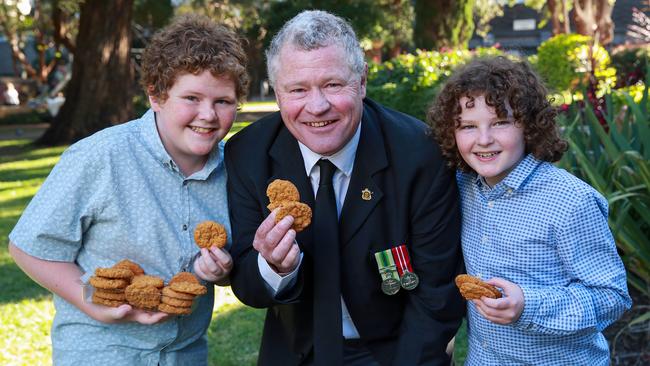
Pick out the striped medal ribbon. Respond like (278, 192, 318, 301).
(374, 249, 401, 295)
(391, 244, 420, 290)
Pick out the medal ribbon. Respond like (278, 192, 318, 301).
(391, 244, 414, 276)
(374, 250, 399, 281)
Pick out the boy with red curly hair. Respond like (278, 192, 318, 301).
(430, 56, 631, 365)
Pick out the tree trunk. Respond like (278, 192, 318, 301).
(548, 0, 571, 35)
(573, 0, 614, 45)
(414, 0, 475, 50)
(38, 0, 135, 146)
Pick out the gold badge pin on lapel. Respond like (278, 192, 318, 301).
(361, 188, 373, 201)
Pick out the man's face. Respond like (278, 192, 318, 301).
(273, 44, 366, 156)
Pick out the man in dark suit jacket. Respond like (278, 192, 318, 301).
(225, 10, 464, 366)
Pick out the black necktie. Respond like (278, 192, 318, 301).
(312, 159, 343, 365)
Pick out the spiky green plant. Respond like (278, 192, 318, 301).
(558, 80, 650, 298)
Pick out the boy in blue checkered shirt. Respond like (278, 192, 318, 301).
(429, 56, 631, 365)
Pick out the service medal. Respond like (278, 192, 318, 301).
(374, 249, 401, 295)
(391, 244, 420, 291)
(400, 271, 420, 290)
(381, 278, 401, 295)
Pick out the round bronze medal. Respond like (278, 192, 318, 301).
(381, 278, 401, 295)
(400, 271, 419, 290)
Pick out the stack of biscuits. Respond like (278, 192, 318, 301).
(89, 259, 144, 307)
(159, 272, 207, 315)
(266, 179, 312, 232)
(125, 274, 165, 310)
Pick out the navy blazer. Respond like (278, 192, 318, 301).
(225, 98, 465, 366)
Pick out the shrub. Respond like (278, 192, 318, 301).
(535, 34, 616, 97)
(367, 47, 503, 120)
(557, 83, 650, 298)
(611, 45, 650, 87)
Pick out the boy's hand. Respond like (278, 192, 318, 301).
(253, 210, 300, 274)
(472, 277, 524, 325)
(89, 303, 169, 324)
(194, 246, 233, 284)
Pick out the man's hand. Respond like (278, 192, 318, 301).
(471, 277, 524, 325)
(194, 247, 233, 285)
(89, 303, 170, 324)
(254, 210, 300, 274)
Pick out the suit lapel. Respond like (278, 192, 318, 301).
(269, 126, 315, 254)
(340, 106, 388, 245)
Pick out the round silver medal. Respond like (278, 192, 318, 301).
(381, 278, 401, 295)
(400, 271, 419, 290)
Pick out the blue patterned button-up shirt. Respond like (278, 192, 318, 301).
(457, 154, 631, 366)
(9, 110, 231, 366)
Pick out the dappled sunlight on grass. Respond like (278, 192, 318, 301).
(209, 287, 264, 366)
(0, 298, 54, 366)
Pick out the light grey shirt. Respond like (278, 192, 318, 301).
(10, 109, 230, 366)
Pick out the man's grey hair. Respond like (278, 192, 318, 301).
(266, 10, 365, 87)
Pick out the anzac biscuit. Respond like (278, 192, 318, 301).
(169, 272, 199, 285)
(455, 274, 501, 300)
(114, 259, 145, 276)
(125, 284, 161, 309)
(169, 281, 207, 296)
(92, 294, 125, 307)
(158, 302, 192, 315)
(194, 221, 228, 249)
(95, 267, 134, 279)
(162, 286, 196, 300)
(266, 179, 300, 204)
(275, 201, 312, 232)
(267, 201, 282, 211)
(161, 295, 194, 308)
(89, 276, 129, 290)
(94, 290, 126, 301)
(130, 275, 164, 288)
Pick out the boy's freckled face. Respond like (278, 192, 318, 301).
(149, 70, 237, 173)
(454, 95, 526, 187)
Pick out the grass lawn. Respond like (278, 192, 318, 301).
(0, 121, 467, 365)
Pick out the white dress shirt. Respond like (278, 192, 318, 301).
(257, 122, 363, 338)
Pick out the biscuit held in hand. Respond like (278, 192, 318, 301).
(455, 274, 502, 300)
(266, 179, 300, 204)
(194, 221, 228, 249)
(274, 201, 312, 233)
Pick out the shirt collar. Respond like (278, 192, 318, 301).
(298, 121, 361, 177)
(139, 108, 223, 180)
(475, 153, 541, 192)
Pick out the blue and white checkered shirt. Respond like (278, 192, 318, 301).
(10, 110, 231, 366)
(457, 154, 631, 366)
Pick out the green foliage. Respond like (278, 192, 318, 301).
(367, 48, 504, 120)
(414, 0, 475, 50)
(611, 46, 650, 87)
(534, 34, 617, 96)
(557, 83, 650, 298)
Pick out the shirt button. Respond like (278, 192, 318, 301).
(482, 341, 488, 348)
(487, 201, 494, 208)
(182, 224, 188, 231)
(481, 235, 489, 244)
(506, 188, 513, 194)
